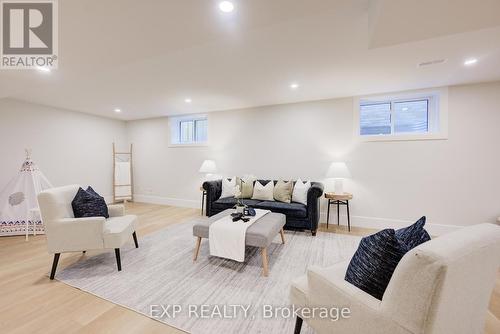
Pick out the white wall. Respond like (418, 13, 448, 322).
(0, 99, 127, 200)
(3, 83, 497, 234)
(127, 82, 500, 234)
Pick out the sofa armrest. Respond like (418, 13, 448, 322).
(203, 180, 222, 216)
(46, 217, 106, 253)
(307, 182, 323, 203)
(108, 204, 125, 217)
(306, 182, 323, 231)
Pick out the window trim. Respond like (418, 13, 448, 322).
(169, 114, 209, 147)
(354, 87, 448, 142)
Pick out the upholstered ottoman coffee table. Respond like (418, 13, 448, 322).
(192, 209, 286, 276)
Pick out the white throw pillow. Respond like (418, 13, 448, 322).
(292, 178, 311, 205)
(251, 180, 275, 201)
(221, 177, 238, 198)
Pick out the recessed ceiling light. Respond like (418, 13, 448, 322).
(36, 66, 51, 73)
(290, 83, 299, 90)
(464, 58, 478, 66)
(114, 108, 122, 113)
(184, 98, 192, 103)
(219, 1, 234, 13)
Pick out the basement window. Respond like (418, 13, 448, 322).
(356, 90, 447, 141)
(170, 115, 208, 146)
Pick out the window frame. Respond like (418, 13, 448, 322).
(354, 88, 448, 142)
(169, 114, 209, 147)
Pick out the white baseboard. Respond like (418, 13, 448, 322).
(131, 195, 462, 235)
(319, 211, 462, 236)
(134, 194, 199, 208)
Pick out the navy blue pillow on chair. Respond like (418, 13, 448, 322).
(85, 186, 109, 218)
(72, 187, 109, 219)
(395, 216, 431, 251)
(344, 229, 407, 300)
(86, 186, 102, 198)
(345, 217, 431, 300)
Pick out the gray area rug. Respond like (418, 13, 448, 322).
(57, 220, 361, 333)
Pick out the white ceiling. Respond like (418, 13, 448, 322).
(1, 0, 500, 120)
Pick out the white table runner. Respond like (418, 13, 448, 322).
(209, 209, 270, 262)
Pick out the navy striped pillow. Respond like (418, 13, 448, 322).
(345, 229, 406, 300)
(345, 218, 431, 300)
(395, 216, 431, 251)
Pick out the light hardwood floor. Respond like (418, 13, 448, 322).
(0, 202, 498, 334)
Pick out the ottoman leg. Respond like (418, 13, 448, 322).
(261, 247, 269, 277)
(193, 237, 202, 262)
(280, 228, 286, 244)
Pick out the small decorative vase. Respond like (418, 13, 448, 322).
(235, 205, 245, 214)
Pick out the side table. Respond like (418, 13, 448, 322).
(325, 192, 353, 232)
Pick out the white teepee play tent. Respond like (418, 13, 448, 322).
(0, 150, 53, 237)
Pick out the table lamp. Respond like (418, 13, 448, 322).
(326, 162, 351, 194)
(199, 160, 217, 180)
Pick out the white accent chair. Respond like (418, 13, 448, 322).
(37, 184, 139, 279)
(290, 223, 500, 334)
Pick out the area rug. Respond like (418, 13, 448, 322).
(56, 220, 361, 333)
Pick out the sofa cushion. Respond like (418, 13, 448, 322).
(221, 177, 237, 198)
(103, 215, 137, 248)
(212, 197, 262, 211)
(237, 175, 256, 199)
(254, 200, 307, 218)
(252, 180, 274, 201)
(344, 229, 407, 300)
(292, 179, 311, 205)
(274, 180, 293, 203)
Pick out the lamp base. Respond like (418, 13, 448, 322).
(334, 179, 344, 194)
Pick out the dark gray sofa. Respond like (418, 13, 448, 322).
(203, 179, 324, 236)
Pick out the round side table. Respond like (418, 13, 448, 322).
(325, 192, 353, 232)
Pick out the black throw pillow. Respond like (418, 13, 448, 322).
(72, 187, 109, 219)
(345, 229, 407, 300)
(345, 217, 431, 300)
(395, 216, 431, 251)
(86, 186, 104, 200)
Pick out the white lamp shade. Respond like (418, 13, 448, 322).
(199, 160, 217, 174)
(326, 162, 351, 179)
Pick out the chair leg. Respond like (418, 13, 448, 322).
(114, 248, 122, 271)
(294, 316, 303, 334)
(132, 231, 139, 248)
(50, 253, 60, 280)
(193, 237, 202, 262)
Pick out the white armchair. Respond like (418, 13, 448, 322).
(290, 223, 500, 334)
(38, 184, 139, 279)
